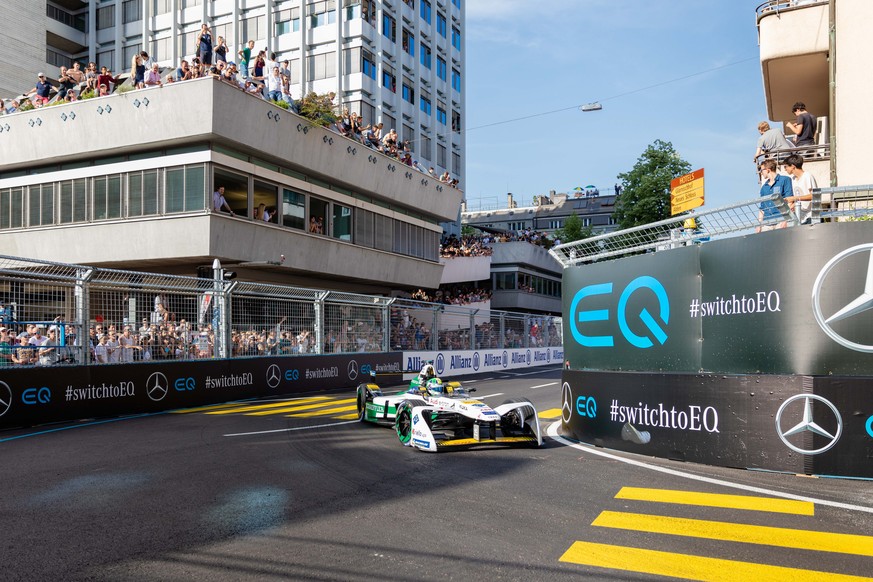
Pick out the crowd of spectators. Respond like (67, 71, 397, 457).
(440, 229, 555, 259)
(1, 28, 461, 188)
(410, 286, 492, 306)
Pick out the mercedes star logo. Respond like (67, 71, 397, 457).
(561, 382, 573, 423)
(812, 244, 873, 352)
(775, 394, 843, 455)
(147, 372, 168, 402)
(0, 381, 12, 417)
(347, 360, 359, 381)
(266, 364, 281, 388)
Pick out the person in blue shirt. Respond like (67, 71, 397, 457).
(757, 159, 793, 232)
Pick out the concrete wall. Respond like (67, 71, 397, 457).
(490, 241, 561, 272)
(0, 3, 47, 99)
(439, 256, 491, 284)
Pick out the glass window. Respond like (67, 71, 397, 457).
(452, 26, 461, 51)
(362, 49, 377, 80)
(451, 110, 461, 131)
(436, 12, 446, 37)
(420, 0, 431, 24)
(0, 187, 25, 229)
(309, 197, 328, 235)
(122, 0, 141, 24)
(436, 56, 446, 81)
(308, 0, 337, 28)
(354, 208, 374, 248)
(97, 50, 114, 72)
(437, 143, 446, 167)
(253, 180, 278, 223)
(332, 203, 352, 241)
(97, 5, 115, 29)
(382, 66, 396, 92)
(59, 179, 88, 224)
(282, 188, 305, 230)
(308, 52, 337, 81)
(127, 169, 160, 217)
(92, 177, 121, 221)
(437, 106, 446, 125)
(185, 165, 205, 211)
(420, 96, 431, 116)
(452, 0, 460, 8)
(242, 15, 266, 41)
(402, 29, 414, 56)
(402, 82, 414, 104)
(451, 68, 461, 92)
(154, 0, 171, 15)
(382, 13, 396, 42)
(212, 168, 248, 217)
(420, 43, 431, 69)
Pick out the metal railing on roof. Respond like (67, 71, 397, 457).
(549, 185, 873, 268)
(756, 0, 828, 20)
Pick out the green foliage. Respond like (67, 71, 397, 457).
(18, 100, 35, 112)
(554, 212, 593, 244)
(79, 89, 96, 100)
(271, 99, 290, 110)
(614, 139, 692, 229)
(461, 224, 478, 236)
(298, 91, 337, 126)
(115, 84, 135, 94)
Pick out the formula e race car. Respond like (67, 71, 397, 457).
(355, 364, 542, 452)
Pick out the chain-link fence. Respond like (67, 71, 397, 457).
(0, 254, 562, 368)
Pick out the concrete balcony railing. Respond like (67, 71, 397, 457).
(757, 0, 829, 121)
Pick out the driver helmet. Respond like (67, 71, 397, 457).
(426, 377, 444, 395)
(420, 363, 436, 380)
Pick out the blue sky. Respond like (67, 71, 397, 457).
(463, 1, 766, 210)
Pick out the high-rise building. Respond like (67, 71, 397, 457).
(3, 0, 464, 184)
(0, 0, 465, 295)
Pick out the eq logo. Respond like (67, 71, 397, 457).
(812, 244, 873, 352)
(569, 276, 670, 349)
(576, 395, 597, 418)
(867, 416, 873, 439)
(361, 364, 372, 375)
(472, 352, 480, 371)
(174, 377, 195, 392)
(435, 353, 446, 376)
(22, 387, 51, 405)
(284, 369, 300, 381)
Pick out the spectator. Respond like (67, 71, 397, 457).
(131, 55, 146, 89)
(197, 23, 214, 66)
(754, 121, 793, 162)
(265, 66, 283, 102)
(0, 327, 13, 367)
(37, 326, 60, 366)
(28, 73, 53, 106)
(13, 333, 35, 365)
(139, 51, 155, 71)
(757, 159, 793, 232)
(67, 62, 86, 87)
(787, 102, 816, 147)
(213, 186, 234, 215)
(96, 66, 118, 93)
(144, 63, 163, 87)
(238, 40, 255, 79)
(176, 60, 193, 81)
(214, 36, 228, 64)
(84, 62, 99, 91)
(57, 67, 76, 100)
(782, 153, 818, 224)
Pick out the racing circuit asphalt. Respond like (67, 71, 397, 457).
(2, 366, 873, 581)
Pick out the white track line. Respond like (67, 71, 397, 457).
(475, 393, 504, 399)
(546, 422, 873, 515)
(529, 382, 558, 389)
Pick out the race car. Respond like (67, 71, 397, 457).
(355, 363, 542, 452)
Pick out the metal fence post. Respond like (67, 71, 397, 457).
(383, 298, 394, 352)
(76, 267, 94, 364)
(222, 279, 237, 358)
(469, 309, 477, 350)
(431, 305, 440, 351)
(499, 312, 506, 349)
(315, 291, 327, 354)
(524, 314, 531, 348)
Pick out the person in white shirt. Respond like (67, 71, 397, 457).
(265, 66, 282, 102)
(782, 154, 819, 225)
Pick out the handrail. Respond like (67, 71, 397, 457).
(756, 0, 828, 21)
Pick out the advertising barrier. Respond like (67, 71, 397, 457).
(402, 347, 565, 378)
(0, 353, 403, 430)
(561, 369, 873, 478)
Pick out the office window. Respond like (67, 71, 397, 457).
(0, 187, 25, 229)
(152, 35, 171, 61)
(362, 49, 377, 80)
(123, 44, 142, 66)
(420, 132, 431, 160)
(382, 64, 396, 92)
(436, 56, 446, 81)
(332, 203, 352, 241)
(310, 197, 328, 235)
(96, 50, 115, 72)
(403, 124, 415, 152)
(401, 81, 414, 104)
(308, 1, 337, 28)
(382, 13, 396, 42)
(154, 0, 171, 16)
(165, 165, 206, 214)
(420, 95, 431, 116)
(436, 12, 446, 37)
(182, 0, 201, 6)
(436, 105, 446, 125)
(282, 188, 306, 230)
(122, 0, 142, 24)
(275, 7, 301, 34)
(242, 14, 266, 41)
(437, 144, 446, 168)
(451, 68, 461, 92)
(308, 52, 337, 80)
(128, 170, 160, 217)
(420, 42, 431, 69)
(402, 29, 414, 56)
(451, 26, 461, 51)
(92, 176, 122, 221)
(452, 151, 460, 173)
(452, 0, 460, 7)
(27, 184, 55, 227)
(451, 110, 461, 131)
(382, 112, 396, 132)
(420, 0, 431, 24)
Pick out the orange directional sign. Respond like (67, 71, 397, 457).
(671, 168, 705, 215)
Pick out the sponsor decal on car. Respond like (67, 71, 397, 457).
(413, 438, 432, 449)
(366, 403, 384, 412)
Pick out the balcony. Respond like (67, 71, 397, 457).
(756, 0, 829, 121)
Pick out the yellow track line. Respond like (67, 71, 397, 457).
(560, 540, 872, 582)
(592, 511, 873, 557)
(615, 487, 814, 515)
(286, 404, 359, 418)
(170, 402, 253, 414)
(250, 398, 357, 416)
(206, 397, 332, 415)
(537, 408, 563, 419)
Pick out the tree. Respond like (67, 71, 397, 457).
(614, 139, 692, 229)
(298, 91, 338, 127)
(554, 212, 593, 244)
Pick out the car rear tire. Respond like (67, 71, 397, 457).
(395, 403, 413, 445)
